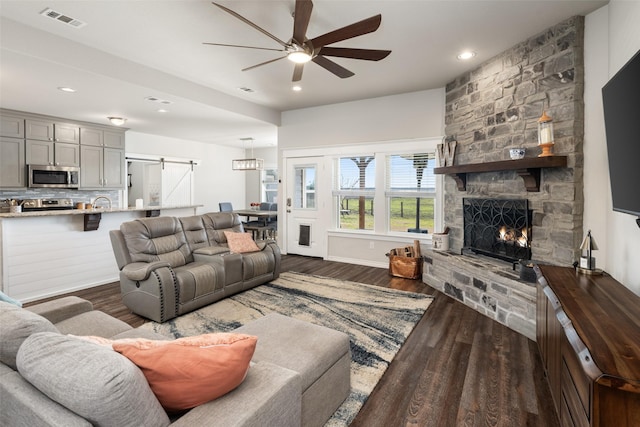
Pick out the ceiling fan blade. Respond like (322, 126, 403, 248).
(308, 14, 382, 49)
(312, 55, 354, 79)
(292, 63, 304, 82)
(318, 47, 391, 61)
(242, 56, 287, 72)
(293, 0, 313, 45)
(203, 42, 284, 52)
(212, 2, 288, 48)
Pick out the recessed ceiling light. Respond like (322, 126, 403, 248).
(157, 109, 168, 113)
(238, 87, 255, 93)
(457, 51, 476, 60)
(58, 87, 76, 93)
(292, 85, 302, 92)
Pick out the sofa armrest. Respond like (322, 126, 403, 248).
(170, 361, 301, 427)
(121, 261, 171, 281)
(0, 370, 91, 427)
(26, 296, 93, 325)
(260, 241, 281, 279)
(193, 246, 230, 256)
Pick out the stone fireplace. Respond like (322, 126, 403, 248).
(423, 16, 585, 340)
(442, 15, 584, 266)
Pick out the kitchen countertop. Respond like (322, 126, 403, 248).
(0, 205, 202, 218)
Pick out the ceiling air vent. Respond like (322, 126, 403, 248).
(40, 8, 87, 28)
(144, 96, 173, 105)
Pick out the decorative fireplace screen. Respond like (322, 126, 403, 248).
(463, 198, 531, 262)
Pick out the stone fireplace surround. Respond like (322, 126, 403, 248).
(422, 16, 585, 339)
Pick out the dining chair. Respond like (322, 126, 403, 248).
(219, 202, 233, 212)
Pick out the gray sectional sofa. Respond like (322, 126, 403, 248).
(0, 296, 351, 427)
(109, 212, 281, 322)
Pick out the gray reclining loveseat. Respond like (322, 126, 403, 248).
(109, 212, 281, 322)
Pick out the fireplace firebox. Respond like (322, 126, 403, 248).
(463, 198, 531, 262)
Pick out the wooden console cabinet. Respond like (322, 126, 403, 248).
(535, 265, 640, 427)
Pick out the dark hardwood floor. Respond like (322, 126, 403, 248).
(28, 254, 559, 427)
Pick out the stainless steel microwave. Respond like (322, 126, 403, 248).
(28, 165, 80, 189)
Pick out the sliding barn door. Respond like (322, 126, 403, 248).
(162, 162, 193, 206)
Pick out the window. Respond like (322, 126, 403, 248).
(331, 145, 440, 236)
(294, 166, 316, 209)
(385, 153, 436, 234)
(333, 156, 375, 230)
(262, 168, 278, 203)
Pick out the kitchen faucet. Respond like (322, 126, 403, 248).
(92, 195, 112, 210)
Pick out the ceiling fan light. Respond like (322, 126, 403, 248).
(288, 51, 312, 64)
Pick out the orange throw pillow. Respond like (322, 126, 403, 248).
(112, 333, 257, 412)
(224, 231, 261, 253)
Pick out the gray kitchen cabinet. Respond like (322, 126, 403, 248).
(26, 140, 80, 166)
(80, 145, 124, 188)
(0, 137, 26, 187)
(26, 119, 80, 144)
(104, 147, 125, 187)
(80, 126, 126, 188)
(80, 127, 103, 147)
(1, 110, 126, 189)
(104, 131, 125, 149)
(80, 127, 125, 149)
(0, 114, 25, 138)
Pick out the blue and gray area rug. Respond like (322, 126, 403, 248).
(140, 271, 433, 426)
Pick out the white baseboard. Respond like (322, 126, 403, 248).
(325, 255, 388, 269)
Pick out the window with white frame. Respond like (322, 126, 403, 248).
(385, 153, 436, 234)
(294, 165, 316, 209)
(333, 156, 376, 230)
(332, 148, 439, 235)
(262, 168, 278, 203)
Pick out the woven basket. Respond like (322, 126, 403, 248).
(387, 254, 423, 279)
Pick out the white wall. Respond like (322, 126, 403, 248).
(278, 89, 445, 266)
(584, 2, 640, 295)
(280, 89, 445, 149)
(126, 131, 246, 213)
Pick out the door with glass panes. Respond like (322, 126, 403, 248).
(285, 157, 324, 257)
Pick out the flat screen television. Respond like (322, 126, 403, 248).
(602, 48, 640, 222)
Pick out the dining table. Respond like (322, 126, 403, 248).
(233, 209, 278, 225)
(233, 209, 278, 240)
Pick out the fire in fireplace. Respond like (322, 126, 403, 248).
(463, 198, 531, 262)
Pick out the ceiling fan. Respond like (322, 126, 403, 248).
(204, 0, 391, 82)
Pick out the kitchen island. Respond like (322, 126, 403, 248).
(0, 205, 201, 302)
(0, 204, 200, 218)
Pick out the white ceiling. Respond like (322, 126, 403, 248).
(0, 0, 607, 148)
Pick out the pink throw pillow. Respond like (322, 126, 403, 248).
(224, 231, 261, 253)
(75, 333, 257, 412)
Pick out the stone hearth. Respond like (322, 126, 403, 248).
(423, 250, 536, 340)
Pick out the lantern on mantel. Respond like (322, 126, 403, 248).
(537, 110, 555, 157)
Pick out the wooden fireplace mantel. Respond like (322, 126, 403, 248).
(434, 156, 567, 192)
